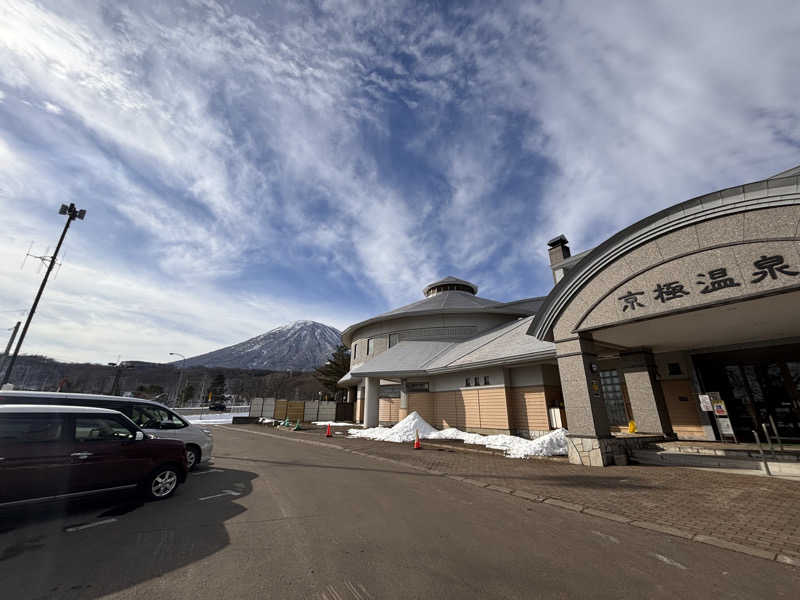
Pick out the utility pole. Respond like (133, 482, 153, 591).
(1, 203, 86, 386)
(198, 372, 209, 407)
(0, 321, 21, 378)
(108, 363, 124, 396)
(169, 352, 186, 406)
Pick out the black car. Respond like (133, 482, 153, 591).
(208, 402, 227, 412)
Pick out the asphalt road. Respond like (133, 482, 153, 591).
(1, 426, 798, 599)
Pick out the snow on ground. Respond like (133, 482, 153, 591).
(185, 412, 248, 425)
(258, 417, 277, 424)
(312, 421, 355, 427)
(348, 411, 568, 458)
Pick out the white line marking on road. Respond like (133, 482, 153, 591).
(343, 581, 362, 600)
(650, 553, 688, 570)
(192, 469, 223, 475)
(591, 530, 619, 544)
(198, 489, 242, 501)
(322, 584, 344, 600)
(65, 518, 117, 532)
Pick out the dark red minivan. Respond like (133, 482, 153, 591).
(0, 405, 188, 507)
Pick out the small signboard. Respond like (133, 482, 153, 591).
(717, 417, 734, 435)
(698, 394, 713, 411)
(706, 392, 737, 443)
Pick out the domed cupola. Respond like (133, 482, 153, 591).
(422, 276, 478, 297)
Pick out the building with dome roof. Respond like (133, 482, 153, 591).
(340, 163, 800, 466)
(338, 276, 562, 437)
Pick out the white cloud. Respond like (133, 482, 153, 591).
(462, 2, 800, 254)
(1, 1, 800, 364)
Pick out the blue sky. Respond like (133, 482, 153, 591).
(1, 1, 800, 363)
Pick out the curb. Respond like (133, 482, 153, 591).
(630, 521, 694, 540)
(511, 490, 545, 503)
(216, 424, 798, 569)
(543, 498, 583, 512)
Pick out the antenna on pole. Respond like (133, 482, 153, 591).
(20, 241, 34, 270)
(21, 243, 62, 276)
(37, 247, 50, 274)
(52, 251, 65, 280)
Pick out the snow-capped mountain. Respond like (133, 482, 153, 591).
(180, 321, 342, 371)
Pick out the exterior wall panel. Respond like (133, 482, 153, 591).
(508, 386, 549, 432)
(476, 387, 510, 430)
(660, 379, 705, 440)
(349, 313, 515, 368)
(435, 390, 458, 429)
(407, 392, 435, 425)
(379, 397, 400, 424)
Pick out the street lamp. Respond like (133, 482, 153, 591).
(169, 352, 187, 406)
(2, 204, 86, 386)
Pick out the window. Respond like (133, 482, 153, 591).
(667, 362, 682, 376)
(406, 382, 429, 393)
(379, 385, 401, 398)
(74, 416, 136, 442)
(353, 344, 358, 360)
(130, 404, 186, 429)
(473, 377, 480, 387)
(389, 333, 399, 348)
(599, 369, 628, 426)
(465, 378, 471, 387)
(484, 376, 490, 386)
(367, 338, 375, 355)
(0, 415, 64, 443)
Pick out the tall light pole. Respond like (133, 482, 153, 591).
(0, 321, 21, 378)
(169, 352, 186, 406)
(2, 204, 86, 387)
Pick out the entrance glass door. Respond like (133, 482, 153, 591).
(694, 344, 800, 442)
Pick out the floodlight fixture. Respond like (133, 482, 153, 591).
(1, 201, 88, 386)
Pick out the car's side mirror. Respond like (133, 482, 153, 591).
(135, 431, 145, 441)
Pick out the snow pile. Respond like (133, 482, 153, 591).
(477, 429, 568, 458)
(348, 411, 568, 458)
(313, 421, 355, 426)
(185, 411, 248, 425)
(347, 411, 439, 443)
(258, 417, 277, 424)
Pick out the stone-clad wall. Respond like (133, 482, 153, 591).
(553, 204, 800, 340)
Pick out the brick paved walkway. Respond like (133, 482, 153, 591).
(229, 424, 800, 565)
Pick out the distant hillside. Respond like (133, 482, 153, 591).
(180, 320, 342, 371)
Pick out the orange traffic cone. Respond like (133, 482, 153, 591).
(413, 429, 421, 450)
(326, 424, 332, 438)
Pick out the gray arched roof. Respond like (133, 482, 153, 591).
(528, 164, 800, 342)
(341, 289, 545, 346)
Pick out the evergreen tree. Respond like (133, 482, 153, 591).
(313, 345, 350, 396)
(209, 372, 226, 402)
(180, 384, 195, 405)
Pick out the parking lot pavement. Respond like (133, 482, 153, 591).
(2, 426, 799, 600)
(0, 462, 256, 599)
(244, 423, 800, 563)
